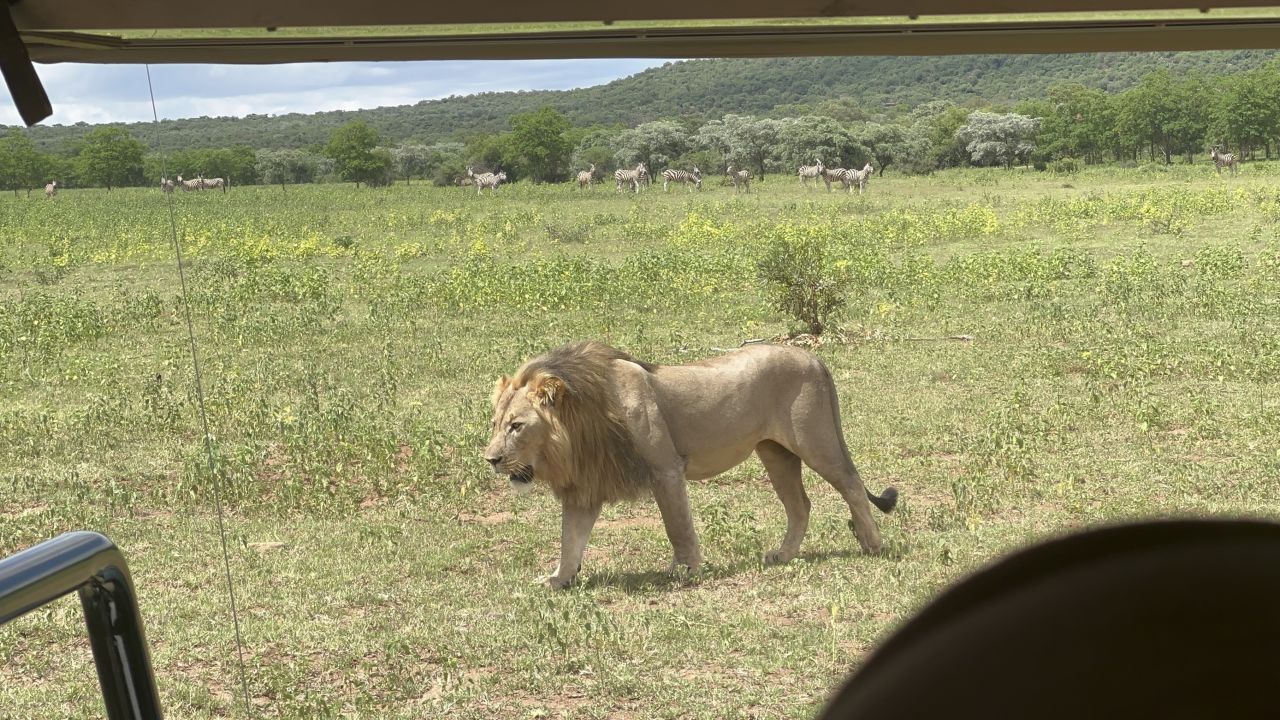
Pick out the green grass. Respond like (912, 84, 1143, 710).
(2, 164, 1280, 718)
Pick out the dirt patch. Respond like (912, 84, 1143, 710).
(458, 511, 516, 526)
(1, 504, 48, 519)
(597, 516, 661, 530)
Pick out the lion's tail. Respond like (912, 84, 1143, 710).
(866, 486, 898, 514)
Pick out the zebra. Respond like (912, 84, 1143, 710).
(662, 166, 702, 192)
(1210, 148, 1238, 176)
(198, 175, 228, 193)
(615, 163, 647, 193)
(822, 167, 849, 192)
(577, 163, 597, 189)
(726, 165, 751, 193)
(842, 163, 874, 194)
(474, 170, 507, 194)
(44, 180, 57, 198)
(160, 178, 175, 194)
(175, 175, 201, 192)
(798, 160, 825, 188)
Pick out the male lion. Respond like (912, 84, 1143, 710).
(485, 341, 898, 589)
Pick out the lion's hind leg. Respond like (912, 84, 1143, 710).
(793, 439, 883, 555)
(757, 440, 810, 564)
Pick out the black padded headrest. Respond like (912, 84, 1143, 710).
(819, 519, 1280, 719)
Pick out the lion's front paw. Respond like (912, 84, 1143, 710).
(536, 573, 577, 590)
(537, 564, 580, 590)
(667, 554, 703, 577)
(548, 574, 576, 590)
(765, 549, 798, 565)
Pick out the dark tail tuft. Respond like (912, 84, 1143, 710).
(866, 486, 898, 514)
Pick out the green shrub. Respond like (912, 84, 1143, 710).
(1047, 157, 1082, 175)
(756, 226, 852, 335)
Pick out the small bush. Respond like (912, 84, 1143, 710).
(1047, 157, 1082, 175)
(544, 222, 590, 244)
(756, 227, 852, 335)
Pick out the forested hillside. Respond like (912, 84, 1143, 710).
(11, 50, 1277, 153)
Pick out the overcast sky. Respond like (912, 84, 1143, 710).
(0, 60, 669, 126)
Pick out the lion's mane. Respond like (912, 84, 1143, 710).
(512, 341, 655, 508)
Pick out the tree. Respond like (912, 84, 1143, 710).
(324, 120, 385, 187)
(464, 132, 514, 177)
(571, 125, 625, 175)
(955, 112, 1040, 168)
(392, 144, 432, 185)
(775, 116, 868, 172)
(365, 148, 395, 187)
(256, 149, 323, 189)
(1030, 83, 1114, 164)
(77, 127, 146, 191)
(694, 115, 783, 180)
(1115, 70, 1209, 164)
(507, 107, 574, 183)
(213, 145, 258, 185)
(0, 129, 54, 196)
(851, 122, 907, 176)
(1207, 66, 1279, 158)
(612, 121, 690, 174)
(920, 102, 973, 170)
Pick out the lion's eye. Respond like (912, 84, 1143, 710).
(508, 422, 523, 433)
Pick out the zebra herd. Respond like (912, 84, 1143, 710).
(470, 146, 1250, 198)
(465, 166, 508, 194)
(561, 159, 873, 196)
(795, 160, 875, 194)
(27, 146, 1253, 202)
(160, 175, 228, 193)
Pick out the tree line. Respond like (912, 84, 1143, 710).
(4, 63, 1279, 194)
(7, 51, 1274, 155)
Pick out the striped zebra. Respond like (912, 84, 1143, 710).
(577, 163, 597, 189)
(198, 176, 228, 193)
(175, 175, 201, 192)
(615, 162, 647, 193)
(1210, 148, 1238, 176)
(474, 170, 507, 194)
(160, 178, 175, 194)
(726, 165, 751, 193)
(662, 166, 702, 192)
(798, 160, 825, 188)
(44, 180, 57, 198)
(822, 167, 849, 192)
(843, 163, 874, 194)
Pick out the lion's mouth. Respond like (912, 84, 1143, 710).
(509, 466, 534, 485)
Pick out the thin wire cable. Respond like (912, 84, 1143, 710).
(145, 64, 253, 717)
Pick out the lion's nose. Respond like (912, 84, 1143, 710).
(485, 455, 503, 468)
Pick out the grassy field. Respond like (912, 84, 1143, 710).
(2, 165, 1279, 718)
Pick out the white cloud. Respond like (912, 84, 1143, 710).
(0, 59, 667, 126)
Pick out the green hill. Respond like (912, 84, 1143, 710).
(14, 50, 1277, 153)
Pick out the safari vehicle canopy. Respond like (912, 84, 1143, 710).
(7, 0, 1280, 122)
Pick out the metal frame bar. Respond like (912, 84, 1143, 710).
(9, 0, 1280, 31)
(18, 17, 1280, 64)
(0, 1, 50, 124)
(0, 532, 164, 720)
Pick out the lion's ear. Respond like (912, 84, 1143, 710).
(491, 376, 510, 406)
(528, 374, 565, 407)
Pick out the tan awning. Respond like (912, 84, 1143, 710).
(5, 1, 1280, 125)
(10, 1, 1280, 30)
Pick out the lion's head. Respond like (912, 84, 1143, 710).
(485, 342, 653, 508)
